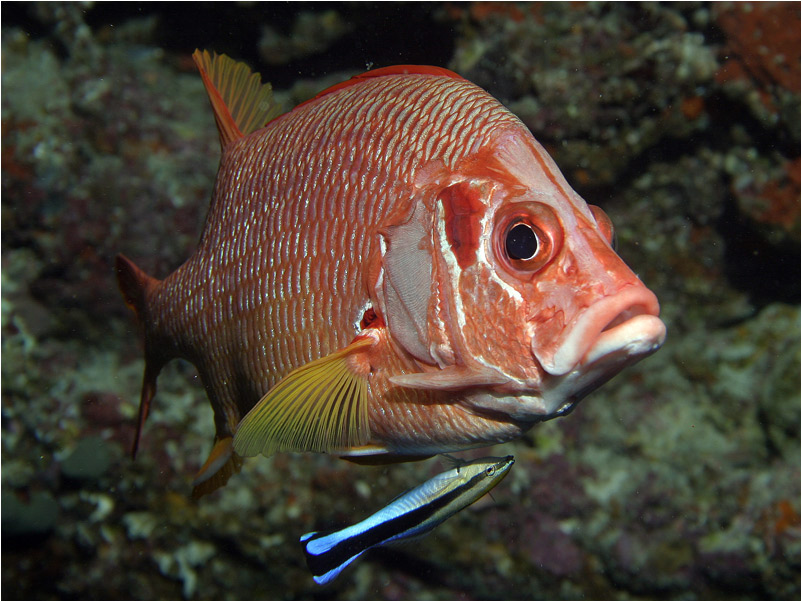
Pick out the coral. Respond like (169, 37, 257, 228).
(712, 2, 800, 246)
(1, 12, 218, 341)
(713, 2, 800, 106)
(449, 3, 720, 187)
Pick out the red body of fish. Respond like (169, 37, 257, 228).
(116, 52, 666, 497)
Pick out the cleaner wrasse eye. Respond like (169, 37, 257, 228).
(115, 50, 666, 497)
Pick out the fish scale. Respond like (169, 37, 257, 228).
(117, 52, 665, 497)
(201, 90, 472, 365)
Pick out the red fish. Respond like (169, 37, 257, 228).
(116, 51, 666, 497)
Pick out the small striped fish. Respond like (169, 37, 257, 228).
(300, 455, 514, 585)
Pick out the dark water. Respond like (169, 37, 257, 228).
(2, 3, 799, 599)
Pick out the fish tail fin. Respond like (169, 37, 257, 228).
(115, 254, 172, 459)
(300, 530, 366, 586)
(190, 436, 244, 499)
(192, 49, 281, 151)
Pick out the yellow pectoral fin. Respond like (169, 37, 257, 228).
(233, 337, 374, 458)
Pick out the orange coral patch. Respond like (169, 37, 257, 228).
(755, 158, 801, 231)
(681, 96, 705, 121)
(714, 3, 801, 93)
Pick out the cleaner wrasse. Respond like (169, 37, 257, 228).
(301, 456, 515, 585)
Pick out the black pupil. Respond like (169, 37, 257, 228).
(506, 223, 538, 260)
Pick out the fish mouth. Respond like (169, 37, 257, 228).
(511, 285, 666, 422)
(534, 285, 666, 377)
(582, 312, 666, 368)
(462, 287, 666, 425)
(516, 286, 665, 423)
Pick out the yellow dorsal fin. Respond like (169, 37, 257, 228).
(192, 49, 281, 150)
(233, 337, 375, 458)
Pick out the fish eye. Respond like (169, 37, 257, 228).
(485, 466, 496, 477)
(493, 201, 562, 279)
(505, 223, 539, 261)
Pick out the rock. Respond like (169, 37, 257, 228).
(61, 435, 112, 481)
(1, 490, 60, 536)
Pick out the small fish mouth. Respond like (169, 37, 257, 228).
(534, 285, 666, 377)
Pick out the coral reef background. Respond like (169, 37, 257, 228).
(2, 2, 799, 599)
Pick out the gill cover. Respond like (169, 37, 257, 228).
(379, 179, 513, 390)
(380, 198, 435, 364)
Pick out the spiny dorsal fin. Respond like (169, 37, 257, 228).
(233, 337, 375, 458)
(192, 49, 281, 150)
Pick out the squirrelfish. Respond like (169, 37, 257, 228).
(116, 50, 666, 497)
(301, 455, 514, 585)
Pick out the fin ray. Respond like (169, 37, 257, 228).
(132, 363, 158, 459)
(191, 437, 243, 498)
(114, 254, 167, 458)
(233, 337, 374, 458)
(192, 49, 281, 149)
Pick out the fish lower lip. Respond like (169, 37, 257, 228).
(534, 286, 663, 376)
(582, 314, 666, 367)
(529, 315, 665, 423)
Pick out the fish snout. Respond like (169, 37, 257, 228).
(533, 285, 666, 377)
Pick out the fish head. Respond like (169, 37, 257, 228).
(381, 126, 666, 424)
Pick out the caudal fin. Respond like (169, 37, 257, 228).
(300, 530, 367, 586)
(115, 254, 169, 459)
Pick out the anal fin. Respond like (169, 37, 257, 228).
(233, 336, 376, 458)
(191, 437, 243, 499)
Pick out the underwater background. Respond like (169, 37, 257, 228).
(2, 2, 799, 599)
